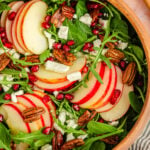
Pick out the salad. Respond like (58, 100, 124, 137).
(0, 0, 148, 150)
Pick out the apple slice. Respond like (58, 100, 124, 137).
(0, 2, 16, 27)
(17, 95, 45, 128)
(96, 66, 124, 112)
(0, 103, 30, 133)
(5, 1, 24, 42)
(34, 56, 86, 84)
(100, 84, 133, 121)
(71, 62, 105, 104)
(20, 1, 48, 54)
(23, 94, 53, 128)
(79, 64, 112, 108)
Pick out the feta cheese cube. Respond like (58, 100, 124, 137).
(41, 144, 52, 150)
(58, 26, 69, 40)
(11, 93, 17, 103)
(6, 75, 14, 81)
(66, 133, 75, 141)
(53, 123, 65, 135)
(58, 111, 66, 125)
(24, 67, 30, 72)
(78, 134, 88, 140)
(117, 41, 128, 50)
(108, 120, 119, 126)
(79, 13, 92, 26)
(2, 85, 12, 92)
(45, 61, 70, 73)
(15, 90, 24, 96)
(67, 72, 81, 82)
(43, 31, 52, 38)
(48, 38, 55, 49)
(73, 14, 77, 19)
(0, 49, 5, 55)
(66, 119, 78, 129)
(93, 39, 101, 47)
(99, 18, 108, 29)
(13, 52, 20, 59)
(53, 91, 59, 97)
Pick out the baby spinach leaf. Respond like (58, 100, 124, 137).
(129, 92, 142, 113)
(76, 0, 87, 18)
(39, 49, 50, 63)
(0, 124, 11, 150)
(90, 141, 105, 150)
(87, 121, 117, 135)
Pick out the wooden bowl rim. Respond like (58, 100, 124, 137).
(107, 0, 150, 149)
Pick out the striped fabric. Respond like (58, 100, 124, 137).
(129, 121, 150, 150)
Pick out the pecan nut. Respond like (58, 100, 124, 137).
(0, 53, 10, 71)
(122, 62, 136, 85)
(53, 49, 76, 66)
(51, 8, 66, 28)
(78, 110, 97, 126)
(62, 6, 75, 19)
(21, 55, 40, 63)
(101, 135, 119, 145)
(61, 139, 85, 150)
(22, 107, 45, 123)
(105, 49, 125, 63)
(90, 9, 99, 23)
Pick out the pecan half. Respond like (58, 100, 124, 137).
(8, 61, 20, 70)
(61, 139, 85, 150)
(105, 49, 125, 63)
(62, 6, 75, 19)
(78, 110, 97, 126)
(90, 9, 99, 23)
(122, 62, 136, 85)
(51, 8, 66, 28)
(22, 107, 45, 123)
(0, 53, 10, 71)
(53, 49, 76, 66)
(21, 55, 40, 63)
(101, 135, 119, 145)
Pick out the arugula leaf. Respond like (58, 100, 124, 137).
(76, 0, 87, 18)
(129, 92, 142, 113)
(0, 3, 10, 13)
(100, 55, 111, 69)
(87, 121, 117, 135)
(90, 141, 105, 150)
(39, 49, 50, 63)
(0, 124, 11, 150)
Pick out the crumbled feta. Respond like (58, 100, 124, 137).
(6, 75, 14, 81)
(73, 14, 77, 19)
(2, 85, 12, 92)
(79, 13, 92, 26)
(102, 48, 108, 55)
(53, 91, 59, 97)
(117, 41, 128, 50)
(53, 123, 65, 134)
(67, 72, 81, 82)
(45, 61, 70, 73)
(0, 74, 4, 81)
(24, 67, 30, 72)
(41, 144, 52, 150)
(108, 120, 119, 127)
(78, 134, 88, 140)
(43, 31, 52, 38)
(15, 90, 24, 96)
(66, 133, 75, 141)
(9, 49, 16, 55)
(58, 26, 69, 40)
(24, 52, 31, 56)
(11, 93, 17, 103)
(48, 38, 55, 49)
(58, 111, 66, 125)
(99, 18, 108, 29)
(93, 39, 101, 47)
(0, 49, 5, 55)
(12, 52, 20, 59)
(66, 119, 78, 129)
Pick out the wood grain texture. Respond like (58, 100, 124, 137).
(108, 0, 150, 150)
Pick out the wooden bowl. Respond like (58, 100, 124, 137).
(107, 0, 150, 149)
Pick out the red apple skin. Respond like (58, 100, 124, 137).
(71, 62, 105, 105)
(5, 103, 31, 133)
(17, 95, 45, 127)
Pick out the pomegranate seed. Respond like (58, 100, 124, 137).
(4, 93, 11, 100)
(53, 42, 62, 49)
(0, 87, 3, 92)
(4, 42, 13, 49)
(46, 56, 54, 62)
(0, 27, 5, 33)
(13, 84, 19, 91)
(82, 66, 88, 73)
(42, 22, 50, 29)
(0, 31, 6, 38)
(8, 11, 16, 20)
(28, 82, 34, 89)
(67, 40, 75, 46)
(91, 22, 96, 27)
(45, 15, 51, 22)
(28, 74, 37, 83)
(42, 127, 51, 135)
(0, 114, 3, 123)
(110, 89, 121, 105)
(1, 38, 7, 44)
(72, 104, 80, 111)
(63, 44, 70, 52)
(60, 1, 67, 6)
(98, 12, 103, 17)
(65, 94, 74, 101)
(92, 4, 99, 9)
(119, 60, 126, 70)
(83, 42, 92, 50)
(42, 95, 51, 103)
(56, 93, 64, 100)
(89, 46, 94, 52)
(92, 29, 99, 35)
(98, 118, 104, 123)
(31, 65, 39, 72)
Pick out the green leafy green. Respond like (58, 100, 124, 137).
(39, 49, 50, 63)
(90, 141, 105, 150)
(0, 124, 11, 150)
(0, 3, 10, 13)
(129, 92, 142, 113)
(76, 0, 87, 18)
(87, 121, 117, 135)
